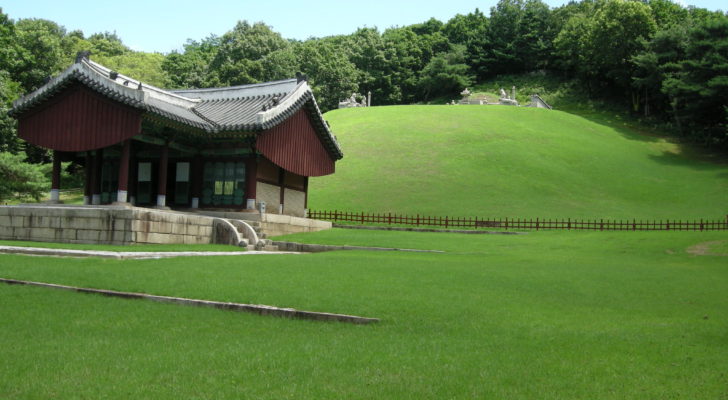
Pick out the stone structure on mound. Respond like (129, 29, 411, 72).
(452, 86, 552, 109)
(338, 92, 371, 109)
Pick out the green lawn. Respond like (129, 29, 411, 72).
(1, 229, 726, 399)
(312, 106, 727, 219)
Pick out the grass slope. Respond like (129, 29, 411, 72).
(311, 105, 727, 219)
(1, 230, 727, 398)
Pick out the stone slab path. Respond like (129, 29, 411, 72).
(0, 278, 379, 324)
(0, 245, 301, 259)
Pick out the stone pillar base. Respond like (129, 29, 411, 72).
(246, 198, 256, 209)
(156, 194, 166, 207)
(191, 197, 199, 209)
(83, 195, 91, 205)
(117, 190, 128, 203)
(49, 189, 60, 202)
(92, 194, 101, 205)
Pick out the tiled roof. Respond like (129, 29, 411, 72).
(11, 57, 342, 160)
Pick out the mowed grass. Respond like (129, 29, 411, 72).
(312, 106, 728, 219)
(1, 230, 727, 399)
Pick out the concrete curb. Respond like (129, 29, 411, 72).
(333, 224, 526, 235)
(0, 278, 379, 325)
(272, 241, 445, 253)
(0, 246, 300, 259)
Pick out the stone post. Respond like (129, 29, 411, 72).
(367, 91, 371, 107)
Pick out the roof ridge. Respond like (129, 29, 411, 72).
(170, 78, 298, 94)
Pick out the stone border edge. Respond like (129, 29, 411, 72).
(0, 278, 379, 325)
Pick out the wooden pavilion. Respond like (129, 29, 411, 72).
(10, 54, 343, 217)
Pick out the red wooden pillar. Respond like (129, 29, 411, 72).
(191, 154, 203, 208)
(278, 168, 285, 214)
(84, 152, 92, 204)
(91, 148, 103, 205)
(116, 139, 131, 203)
(304, 176, 309, 212)
(128, 143, 137, 205)
(156, 142, 169, 207)
(245, 156, 257, 210)
(49, 150, 61, 203)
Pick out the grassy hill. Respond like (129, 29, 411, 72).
(310, 105, 727, 219)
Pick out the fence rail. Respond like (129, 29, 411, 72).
(307, 210, 728, 231)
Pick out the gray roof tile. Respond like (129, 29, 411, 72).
(11, 58, 342, 160)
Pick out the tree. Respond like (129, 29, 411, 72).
(13, 18, 66, 92)
(0, 71, 21, 153)
(587, 0, 657, 95)
(0, 151, 48, 202)
(419, 45, 474, 100)
(94, 51, 168, 87)
(444, 10, 490, 79)
(208, 21, 291, 86)
(631, 25, 688, 116)
(662, 16, 728, 146)
(294, 40, 358, 112)
(163, 36, 220, 89)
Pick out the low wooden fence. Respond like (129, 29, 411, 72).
(307, 210, 728, 231)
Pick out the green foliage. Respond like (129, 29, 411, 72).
(208, 21, 291, 86)
(162, 36, 220, 88)
(12, 18, 67, 92)
(484, 0, 556, 75)
(443, 9, 490, 78)
(418, 45, 474, 100)
(0, 70, 21, 153)
(589, 0, 657, 90)
(0, 152, 48, 201)
(94, 51, 168, 87)
(662, 17, 728, 146)
(294, 40, 358, 111)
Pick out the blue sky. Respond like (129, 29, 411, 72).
(3, 0, 725, 54)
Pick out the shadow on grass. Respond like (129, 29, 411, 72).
(647, 151, 728, 175)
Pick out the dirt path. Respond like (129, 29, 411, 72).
(686, 240, 728, 256)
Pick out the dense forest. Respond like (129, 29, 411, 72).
(1, 0, 727, 163)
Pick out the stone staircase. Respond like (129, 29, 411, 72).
(243, 220, 278, 251)
(227, 218, 278, 251)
